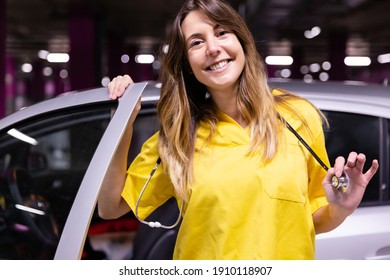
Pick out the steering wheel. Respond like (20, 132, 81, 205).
(6, 166, 59, 246)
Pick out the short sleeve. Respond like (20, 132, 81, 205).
(121, 132, 175, 219)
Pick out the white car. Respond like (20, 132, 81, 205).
(0, 80, 389, 259)
(268, 79, 390, 260)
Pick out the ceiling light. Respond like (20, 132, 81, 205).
(300, 65, 309, 74)
(304, 26, 321, 39)
(309, 63, 321, 73)
(322, 61, 331, 71)
(101, 76, 110, 87)
(59, 69, 68, 79)
(38, 50, 49, 60)
(280, 69, 291, 78)
(303, 74, 313, 83)
(319, 72, 329, 81)
(21, 63, 33, 73)
(43, 67, 53, 76)
(265, 56, 293, 66)
(162, 44, 169, 54)
(121, 54, 130, 63)
(47, 53, 70, 63)
(135, 54, 155, 64)
(377, 53, 390, 64)
(344, 56, 371, 66)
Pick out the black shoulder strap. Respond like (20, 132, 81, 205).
(281, 116, 329, 171)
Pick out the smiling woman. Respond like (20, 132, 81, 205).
(98, 0, 378, 260)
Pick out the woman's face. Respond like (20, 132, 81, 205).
(181, 10, 245, 95)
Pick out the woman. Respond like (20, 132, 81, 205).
(98, 0, 378, 259)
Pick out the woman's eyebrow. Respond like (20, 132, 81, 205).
(185, 23, 222, 45)
(185, 33, 202, 45)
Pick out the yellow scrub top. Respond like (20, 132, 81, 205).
(121, 91, 329, 260)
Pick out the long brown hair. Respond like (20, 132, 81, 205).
(157, 0, 308, 201)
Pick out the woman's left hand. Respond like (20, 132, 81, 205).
(322, 152, 379, 216)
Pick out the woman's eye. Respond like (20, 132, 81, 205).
(217, 30, 229, 37)
(189, 40, 203, 48)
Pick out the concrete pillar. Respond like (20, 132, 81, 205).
(30, 59, 45, 102)
(107, 34, 128, 80)
(328, 31, 347, 81)
(68, 6, 97, 90)
(0, 0, 6, 117)
(290, 46, 303, 80)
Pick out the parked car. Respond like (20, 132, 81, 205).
(0, 80, 389, 260)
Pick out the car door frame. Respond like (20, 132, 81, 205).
(54, 82, 147, 259)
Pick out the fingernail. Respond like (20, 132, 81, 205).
(336, 170, 342, 177)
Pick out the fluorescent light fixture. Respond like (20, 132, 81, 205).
(378, 53, 390, 64)
(265, 55, 293, 66)
(7, 128, 38, 145)
(344, 56, 371, 66)
(47, 53, 70, 63)
(15, 204, 45, 216)
(135, 54, 155, 64)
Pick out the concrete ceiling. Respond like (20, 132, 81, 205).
(5, 0, 390, 73)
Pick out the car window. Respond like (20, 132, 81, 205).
(0, 104, 116, 259)
(323, 111, 381, 204)
(84, 108, 161, 260)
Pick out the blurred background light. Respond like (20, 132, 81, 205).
(59, 69, 68, 79)
(38, 50, 49, 60)
(344, 56, 371, 66)
(21, 63, 33, 73)
(322, 61, 331, 71)
(309, 63, 321, 73)
(280, 69, 291, 78)
(47, 53, 70, 63)
(101, 76, 110, 86)
(43, 67, 53, 76)
(265, 55, 293, 66)
(377, 53, 390, 64)
(304, 26, 321, 39)
(135, 54, 155, 64)
(319, 72, 330, 81)
(121, 54, 130, 64)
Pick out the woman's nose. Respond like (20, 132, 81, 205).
(206, 39, 221, 56)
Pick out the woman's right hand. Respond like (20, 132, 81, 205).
(108, 74, 134, 100)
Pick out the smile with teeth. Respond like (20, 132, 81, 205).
(208, 60, 230, 71)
